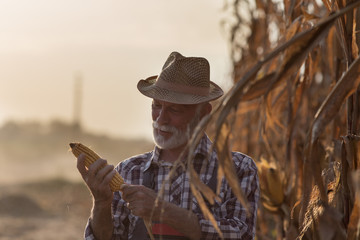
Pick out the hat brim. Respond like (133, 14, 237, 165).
(137, 76, 224, 104)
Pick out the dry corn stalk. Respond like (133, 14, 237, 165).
(69, 142, 124, 191)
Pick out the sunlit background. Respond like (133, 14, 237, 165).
(0, 2, 235, 238)
(0, 0, 232, 140)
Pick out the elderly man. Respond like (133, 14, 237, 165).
(77, 52, 259, 240)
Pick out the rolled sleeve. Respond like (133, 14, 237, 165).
(83, 191, 132, 240)
(84, 218, 96, 240)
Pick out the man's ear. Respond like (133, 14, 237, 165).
(199, 102, 212, 118)
(205, 102, 212, 115)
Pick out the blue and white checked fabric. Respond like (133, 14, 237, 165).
(85, 134, 259, 240)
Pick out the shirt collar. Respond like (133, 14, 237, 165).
(143, 149, 158, 172)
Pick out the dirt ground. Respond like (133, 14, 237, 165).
(0, 120, 154, 239)
(0, 178, 92, 240)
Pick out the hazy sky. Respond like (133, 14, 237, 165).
(0, 0, 233, 140)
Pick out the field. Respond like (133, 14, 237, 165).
(0, 120, 153, 240)
(0, 178, 91, 240)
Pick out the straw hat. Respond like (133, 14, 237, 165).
(137, 52, 223, 104)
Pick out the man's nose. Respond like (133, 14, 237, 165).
(156, 108, 169, 124)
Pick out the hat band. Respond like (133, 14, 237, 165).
(155, 79, 210, 96)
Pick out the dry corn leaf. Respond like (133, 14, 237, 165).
(317, 206, 347, 240)
(227, 0, 360, 122)
(214, 122, 249, 210)
(298, 185, 324, 239)
(265, 86, 288, 131)
(345, 2, 355, 60)
(347, 197, 360, 240)
(300, 141, 328, 227)
(216, 163, 225, 196)
(245, 10, 346, 146)
(189, 167, 220, 205)
(286, 16, 303, 41)
(347, 170, 360, 240)
(341, 139, 351, 223)
(344, 136, 356, 172)
(300, 157, 316, 226)
(326, 24, 337, 81)
(239, 17, 302, 103)
(343, 136, 358, 210)
(190, 184, 224, 239)
(144, 221, 155, 240)
(299, 184, 345, 239)
(235, 101, 261, 115)
(272, 14, 335, 92)
(272, 1, 360, 100)
(352, 13, 359, 59)
(334, 0, 350, 63)
(287, 74, 306, 138)
(303, 139, 335, 213)
(285, 0, 297, 23)
(301, 6, 321, 21)
(354, 7, 360, 58)
(355, 136, 360, 169)
(213, 8, 339, 133)
(189, 3, 360, 239)
(301, 56, 360, 225)
(242, 72, 277, 101)
(312, 141, 328, 202)
(225, 1, 360, 239)
(311, 56, 360, 144)
(321, 0, 332, 11)
(259, 126, 277, 165)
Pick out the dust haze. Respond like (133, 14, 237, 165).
(0, 119, 153, 239)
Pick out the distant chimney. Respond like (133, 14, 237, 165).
(73, 72, 83, 129)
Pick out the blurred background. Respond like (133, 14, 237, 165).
(2, 1, 357, 239)
(0, 1, 234, 239)
(0, 0, 232, 141)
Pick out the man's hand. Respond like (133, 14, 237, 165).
(76, 153, 116, 240)
(121, 184, 164, 220)
(77, 153, 116, 205)
(121, 184, 202, 240)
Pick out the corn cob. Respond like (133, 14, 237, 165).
(69, 142, 124, 191)
(257, 156, 285, 212)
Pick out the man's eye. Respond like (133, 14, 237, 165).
(169, 108, 181, 113)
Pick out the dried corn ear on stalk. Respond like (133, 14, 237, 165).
(69, 142, 124, 191)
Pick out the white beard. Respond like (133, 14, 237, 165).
(152, 113, 201, 150)
(152, 122, 188, 150)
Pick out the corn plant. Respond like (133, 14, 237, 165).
(180, 0, 360, 239)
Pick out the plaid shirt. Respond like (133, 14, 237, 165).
(84, 135, 259, 240)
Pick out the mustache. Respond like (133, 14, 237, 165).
(152, 122, 178, 133)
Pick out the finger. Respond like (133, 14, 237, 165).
(120, 183, 130, 191)
(122, 184, 146, 194)
(128, 200, 151, 218)
(121, 185, 143, 201)
(122, 185, 153, 203)
(87, 158, 107, 178)
(96, 164, 114, 182)
(85, 159, 108, 189)
(76, 153, 88, 179)
(100, 167, 116, 187)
